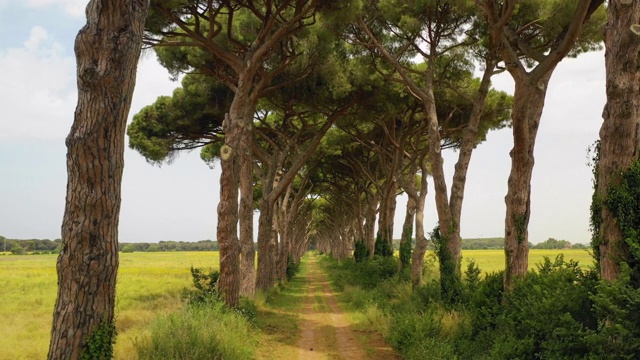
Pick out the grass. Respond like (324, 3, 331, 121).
(461, 249, 594, 275)
(0, 248, 593, 359)
(0, 251, 219, 360)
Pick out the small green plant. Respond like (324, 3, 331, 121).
(182, 266, 220, 304)
(80, 320, 116, 360)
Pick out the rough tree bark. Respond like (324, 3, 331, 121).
(478, 0, 604, 290)
(502, 75, 550, 289)
(239, 124, 255, 297)
(48, 1, 149, 358)
(218, 78, 256, 307)
(596, 0, 640, 281)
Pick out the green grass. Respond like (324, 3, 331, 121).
(0, 251, 219, 360)
(0, 249, 594, 359)
(461, 249, 594, 275)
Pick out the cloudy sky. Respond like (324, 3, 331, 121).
(0, 1, 605, 244)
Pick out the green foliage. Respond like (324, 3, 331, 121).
(135, 301, 257, 360)
(321, 255, 398, 291)
(127, 73, 231, 165)
(182, 266, 220, 305)
(589, 264, 640, 358)
(472, 256, 599, 359)
(80, 320, 116, 360)
(353, 239, 369, 262)
(602, 160, 640, 286)
(285, 257, 300, 281)
(431, 226, 461, 303)
(399, 226, 412, 271)
(10, 244, 26, 255)
(320, 250, 640, 360)
(532, 237, 572, 249)
(121, 245, 134, 253)
(374, 232, 393, 257)
(460, 237, 503, 249)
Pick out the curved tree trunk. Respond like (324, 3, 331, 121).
(503, 76, 551, 290)
(48, 1, 148, 358)
(596, 0, 640, 281)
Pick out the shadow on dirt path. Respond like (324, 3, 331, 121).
(256, 254, 400, 360)
(295, 256, 400, 360)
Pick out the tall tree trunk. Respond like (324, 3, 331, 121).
(256, 167, 277, 291)
(376, 181, 397, 254)
(217, 76, 256, 306)
(422, 77, 460, 293)
(364, 197, 378, 257)
(399, 196, 416, 272)
(503, 75, 551, 289)
(410, 173, 429, 288)
(239, 125, 255, 297)
(596, 1, 640, 281)
(48, 1, 148, 358)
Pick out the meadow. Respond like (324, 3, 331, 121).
(0, 252, 219, 360)
(0, 248, 592, 359)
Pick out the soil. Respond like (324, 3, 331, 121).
(295, 257, 400, 360)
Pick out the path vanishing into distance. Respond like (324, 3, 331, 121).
(258, 255, 399, 360)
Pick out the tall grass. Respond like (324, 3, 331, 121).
(134, 301, 257, 360)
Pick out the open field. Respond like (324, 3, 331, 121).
(0, 249, 592, 359)
(461, 248, 594, 274)
(0, 252, 219, 360)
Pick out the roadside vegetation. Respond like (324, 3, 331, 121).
(320, 248, 640, 359)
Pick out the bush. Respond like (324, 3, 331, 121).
(325, 255, 399, 291)
(353, 240, 369, 262)
(587, 264, 640, 358)
(135, 301, 256, 359)
(463, 256, 599, 359)
(181, 266, 220, 304)
(121, 245, 134, 253)
(285, 256, 300, 281)
(10, 244, 25, 255)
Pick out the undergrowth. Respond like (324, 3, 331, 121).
(319, 252, 640, 359)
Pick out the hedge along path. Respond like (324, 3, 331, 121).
(296, 256, 398, 360)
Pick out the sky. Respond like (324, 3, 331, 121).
(0, 1, 606, 244)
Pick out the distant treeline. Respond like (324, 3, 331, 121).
(2, 235, 587, 255)
(0, 236, 61, 254)
(0, 235, 220, 255)
(119, 240, 219, 252)
(461, 237, 589, 250)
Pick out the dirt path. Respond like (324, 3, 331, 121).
(256, 255, 399, 360)
(295, 257, 398, 360)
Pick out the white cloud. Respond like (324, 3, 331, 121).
(0, 26, 76, 139)
(25, 0, 87, 17)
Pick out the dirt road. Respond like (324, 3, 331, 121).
(295, 257, 399, 360)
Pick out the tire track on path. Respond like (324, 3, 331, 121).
(296, 257, 367, 360)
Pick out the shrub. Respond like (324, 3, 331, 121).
(181, 266, 220, 304)
(464, 256, 599, 359)
(353, 239, 369, 262)
(587, 264, 640, 358)
(121, 245, 134, 253)
(285, 256, 300, 281)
